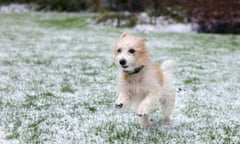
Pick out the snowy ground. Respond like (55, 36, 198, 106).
(0, 12, 239, 144)
(0, 4, 35, 13)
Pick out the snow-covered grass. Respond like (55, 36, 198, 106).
(0, 4, 35, 13)
(0, 12, 239, 144)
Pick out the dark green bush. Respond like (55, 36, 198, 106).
(36, 0, 88, 11)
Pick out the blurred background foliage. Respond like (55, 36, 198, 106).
(1, 0, 239, 33)
(1, 0, 239, 17)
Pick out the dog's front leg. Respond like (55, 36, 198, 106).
(137, 93, 158, 129)
(137, 93, 159, 116)
(115, 92, 130, 110)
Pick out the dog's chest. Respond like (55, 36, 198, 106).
(125, 77, 148, 98)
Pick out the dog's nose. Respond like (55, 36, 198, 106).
(119, 59, 126, 66)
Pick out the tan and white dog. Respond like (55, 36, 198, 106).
(114, 32, 176, 129)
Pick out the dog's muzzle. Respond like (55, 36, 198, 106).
(119, 59, 126, 66)
(124, 65, 145, 75)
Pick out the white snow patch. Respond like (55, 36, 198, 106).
(135, 12, 199, 33)
(0, 4, 34, 13)
(134, 23, 197, 33)
(0, 129, 19, 144)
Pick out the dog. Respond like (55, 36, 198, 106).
(114, 32, 176, 129)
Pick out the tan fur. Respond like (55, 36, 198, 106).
(114, 32, 176, 129)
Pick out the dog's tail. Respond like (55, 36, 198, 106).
(161, 60, 176, 72)
(161, 60, 176, 89)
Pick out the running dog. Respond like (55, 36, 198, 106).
(114, 32, 176, 129)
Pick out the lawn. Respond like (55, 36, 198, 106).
(0, 12, 239, 144)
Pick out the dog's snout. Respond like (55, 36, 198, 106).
(119, 59, 126, 65)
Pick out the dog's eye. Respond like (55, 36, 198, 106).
(117, 48, 121, 53)
(128, 49, 135, 54)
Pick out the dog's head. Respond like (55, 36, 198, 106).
(114, 32, 149, 74)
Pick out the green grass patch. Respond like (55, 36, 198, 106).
(184, 77, 200, 85)
(38, 15, 94, 29)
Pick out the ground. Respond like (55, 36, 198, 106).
(0, 12, 239, 144)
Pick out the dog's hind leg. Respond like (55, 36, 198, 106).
(139, 115, 149, 129)
(161, 91, 175, 122)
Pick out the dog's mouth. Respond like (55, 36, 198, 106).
(123, 65, 145, 75)
(122, 65, 128, 69)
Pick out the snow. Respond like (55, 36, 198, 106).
(0, 4, 34, 13)
(135, 13, 199, 33)
(0, 12, 239, 143)
(0, 129, 19, 144)
(134, 23, 198, 33)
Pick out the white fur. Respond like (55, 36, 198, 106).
(114, 33, 176, 129)
(116, 50, 135, 72)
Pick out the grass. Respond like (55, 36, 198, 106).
(0, 12, 240, 144)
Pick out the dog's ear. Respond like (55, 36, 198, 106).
(120, 32, 129, 38)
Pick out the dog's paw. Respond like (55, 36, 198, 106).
(115, 103, 123, 109)
(137, 113, 147, 117)
(137, 105, 149, 117)
(115, 97, 129, 110)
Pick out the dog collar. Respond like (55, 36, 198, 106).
(124, 65, 145, 75)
